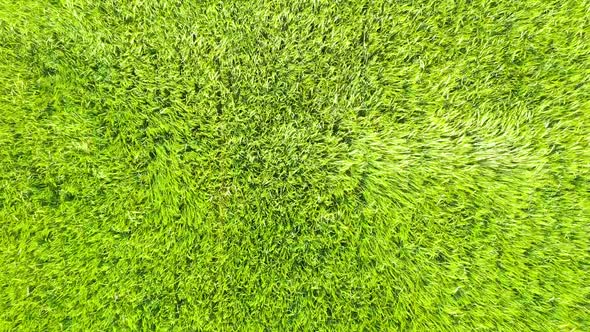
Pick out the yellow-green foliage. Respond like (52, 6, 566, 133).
(1, 0, 589, 330)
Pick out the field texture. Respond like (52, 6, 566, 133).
(1, 0, 589, 330)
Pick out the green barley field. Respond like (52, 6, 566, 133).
(1, 0, 589, 330)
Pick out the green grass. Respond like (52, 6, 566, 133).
(1, 0, 589, 330)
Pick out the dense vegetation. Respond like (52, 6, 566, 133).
(1, 0, 589, 330)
